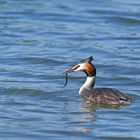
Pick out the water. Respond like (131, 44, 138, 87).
(0, 0, 140, 139)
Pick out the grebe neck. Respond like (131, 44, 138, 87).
(79, 76, 96, 95)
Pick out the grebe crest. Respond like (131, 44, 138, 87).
(63, 56, 131, 106)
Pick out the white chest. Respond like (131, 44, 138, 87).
(79, 76, 96, 95)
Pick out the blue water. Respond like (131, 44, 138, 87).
(0, 0, 140, 139)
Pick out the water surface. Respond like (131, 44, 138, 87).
(0, 0, 140, 139)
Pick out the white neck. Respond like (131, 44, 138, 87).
(79, 76, 96, 95)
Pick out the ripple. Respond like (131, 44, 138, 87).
(109, 16, 140, 25)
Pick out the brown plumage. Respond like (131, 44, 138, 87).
(83, 62, 96, 77)
(63, 56, 131, 106)
(80, 88, 131, 106)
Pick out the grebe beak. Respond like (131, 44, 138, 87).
(62, 64, 80, 74)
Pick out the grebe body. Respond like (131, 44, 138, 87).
(63, 56, 131, 106)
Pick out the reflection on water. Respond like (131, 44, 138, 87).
(0, 0, 140, 139)
(81, 102, 97, 113)
(78, 102, 96, 133)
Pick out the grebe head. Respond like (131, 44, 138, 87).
(63, 56, 96, 77)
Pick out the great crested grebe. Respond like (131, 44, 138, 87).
(63, 56, 131, 106)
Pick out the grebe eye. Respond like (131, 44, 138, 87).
(76, 65, 80, 69)
(74, 65, 80, 70)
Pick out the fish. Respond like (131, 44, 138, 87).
(63, 73, 68, 87)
